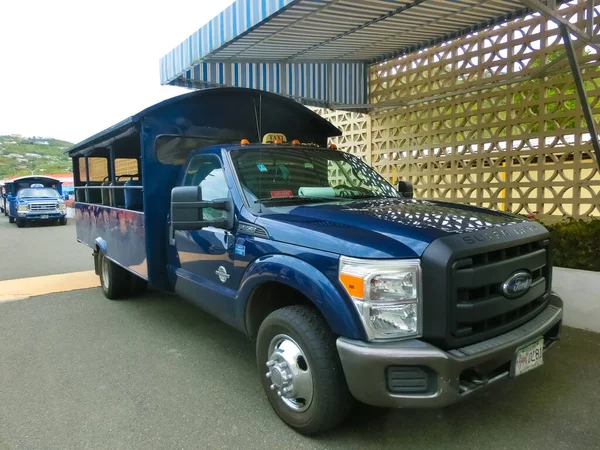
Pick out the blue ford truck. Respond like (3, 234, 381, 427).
(7, 176, 67, 227)
(68, 88, 563, 434)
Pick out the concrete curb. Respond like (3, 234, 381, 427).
(553, 267, 600, 333)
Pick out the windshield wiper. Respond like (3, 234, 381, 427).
(254, 196, 334, 204)
(337, 194, 385, 200)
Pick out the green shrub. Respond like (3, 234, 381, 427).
(541, 218, 600, 272)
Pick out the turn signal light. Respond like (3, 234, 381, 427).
(329, 143, 338, 149)
(240, 139, 250, 145)
(340, 273, 364, 299)
(274, 139, 283, 145)
(291, 139, 301, 145)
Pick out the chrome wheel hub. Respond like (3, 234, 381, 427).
(101, 257, 110, 290)
(265, 334, 313, 412)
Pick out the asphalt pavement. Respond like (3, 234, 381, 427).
(1, 214, 599, 449)
(0, 218, 92, 280)
(1, 289, 599, 450)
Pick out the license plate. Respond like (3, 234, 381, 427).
(512, 338, 544, 377)
(41, 215, 49, 219)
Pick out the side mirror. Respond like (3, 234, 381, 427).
(397, 181, 414, 199)
(171, 185, 233, 231)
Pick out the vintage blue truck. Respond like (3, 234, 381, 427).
(6, 176, 67, 227)
(68, 88, 563, 434)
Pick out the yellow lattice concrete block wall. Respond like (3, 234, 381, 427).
(319, 0, 600, 220)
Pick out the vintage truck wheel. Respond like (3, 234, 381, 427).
(99, 253, 129, 300)
(256, 305, 354, 435)
(9, 216, 14, 223)
(15, 218, 25, 228)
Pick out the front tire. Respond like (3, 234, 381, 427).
(59, 217, 67, 225)
(256, 305, 354, 435)
(99, 253, 130, 300)
(16, 218, 25, 228)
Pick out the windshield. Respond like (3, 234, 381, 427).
(18, 188, 60, 199)
(230, 147, 398, 205)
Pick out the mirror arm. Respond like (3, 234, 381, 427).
(172, 200, 230, 210)
(172, 217, 229, 230)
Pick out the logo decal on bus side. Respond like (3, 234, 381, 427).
(216, 266, 230, 283)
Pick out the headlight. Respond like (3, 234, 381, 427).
(58, 203, 66, 210)
(339, 256, 421, 341)
(18, 205, 28, 212)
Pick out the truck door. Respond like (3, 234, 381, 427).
(172, 154, 240, 324)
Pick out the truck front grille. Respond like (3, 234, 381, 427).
(29, 203, 58, 211)
(451, 239, 551, 342)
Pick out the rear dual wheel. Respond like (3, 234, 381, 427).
(99, 253, 147, 300)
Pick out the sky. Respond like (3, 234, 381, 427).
(0, 0, 234, 144)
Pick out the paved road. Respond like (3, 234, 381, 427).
(0, 218, 92, 281)
(1, 288, 599, 450)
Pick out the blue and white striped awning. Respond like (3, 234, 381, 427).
(160, 0, 531, 107)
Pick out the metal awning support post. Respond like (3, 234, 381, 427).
(560, 24, 600, 170)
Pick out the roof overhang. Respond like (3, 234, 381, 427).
(160, 0, 535, 107)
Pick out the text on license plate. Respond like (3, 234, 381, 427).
(513, 338, 544, 377)
(41, 215, 49, 219)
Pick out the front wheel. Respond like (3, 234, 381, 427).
(256, 305, 354, 435)
(15, 218, 25, 228)
(99, 253, 130, 300)
(59, 217, 67, 225)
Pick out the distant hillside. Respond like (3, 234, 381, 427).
(0, 135, 73, 179)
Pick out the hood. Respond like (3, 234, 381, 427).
(257, 198, 527, 258)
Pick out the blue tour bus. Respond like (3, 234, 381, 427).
(6, 176, 67, 227)
(67, 87, 563, 434)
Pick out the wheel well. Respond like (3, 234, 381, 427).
(245, 282, 312, 339)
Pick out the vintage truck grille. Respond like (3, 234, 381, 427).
(450, 239, 551, 342)
(29, 203, 58, 211)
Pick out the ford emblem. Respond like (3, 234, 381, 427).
(502, 271, 532, 298)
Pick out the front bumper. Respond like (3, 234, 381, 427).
(18, 211, 66, 219)
(337, 293, 563, 408)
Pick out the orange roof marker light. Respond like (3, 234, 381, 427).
(329, 143, 338, 149)
(240, 139, 250, 145)
(291, 139, 301, 145)
(274, 138, 283, 145)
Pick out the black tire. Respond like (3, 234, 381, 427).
(59, 217, 68, 225)
(99, 253, 130, 300)
(16, 218, 25, 228)
(256, 305, 354, 435)
(129, 273, 147, 295)
(9, 216, 14, 223)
